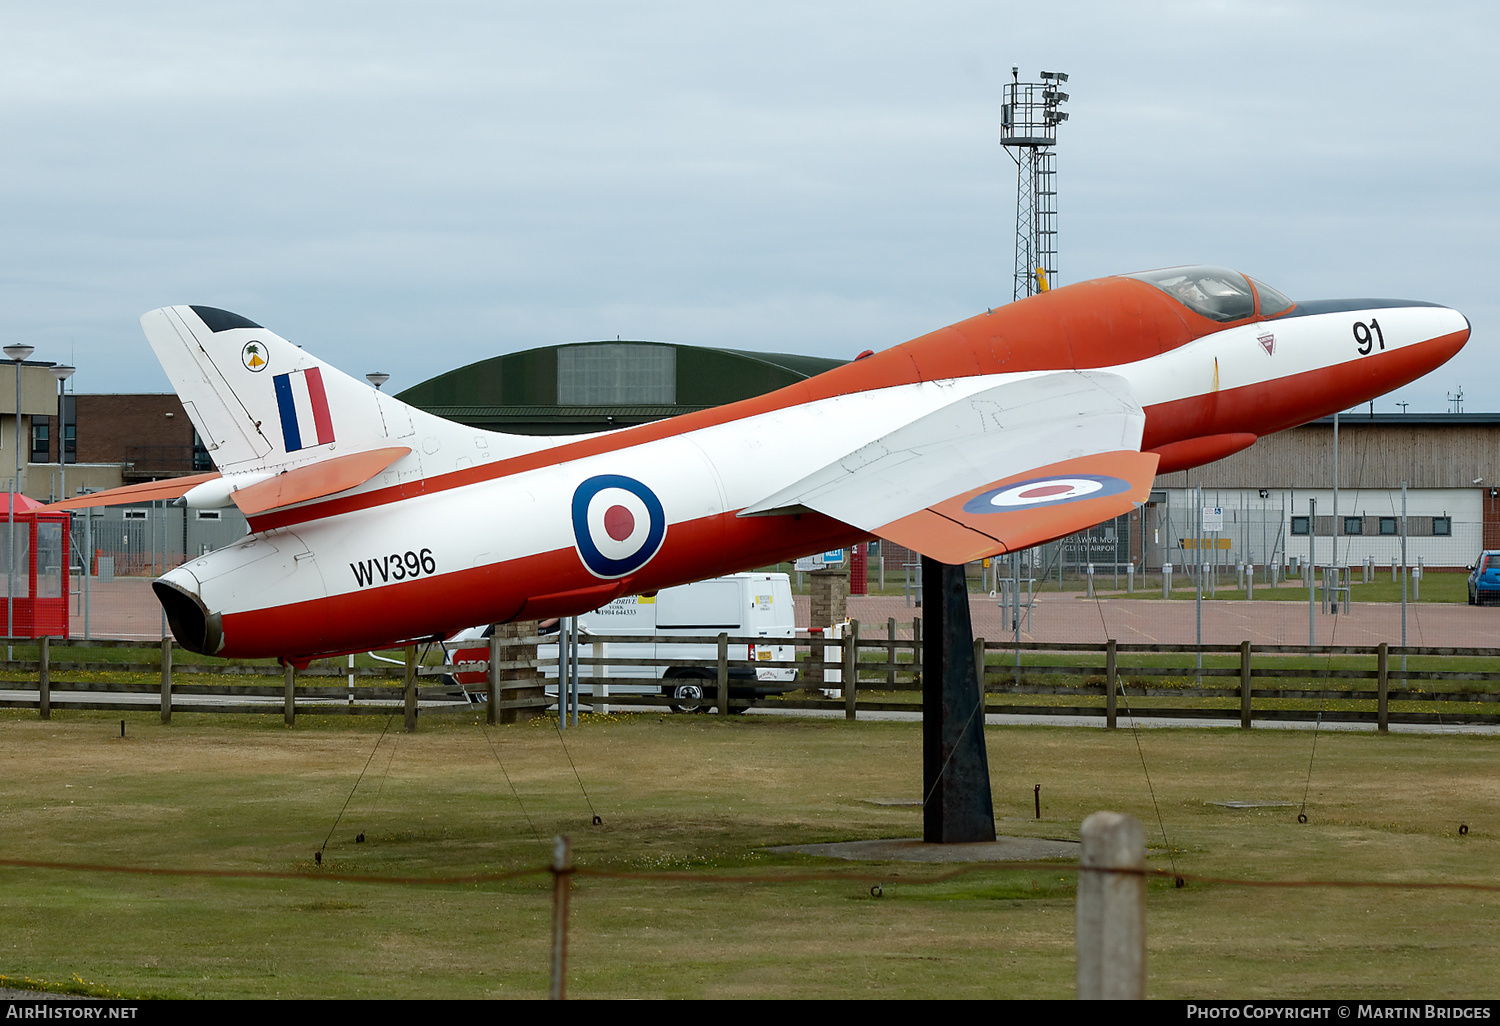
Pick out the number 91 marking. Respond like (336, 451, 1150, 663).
(1353, 318, 1385, 356)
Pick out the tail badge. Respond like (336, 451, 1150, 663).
(242, 341, 268, 372)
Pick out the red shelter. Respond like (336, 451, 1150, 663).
(1, 493, 70, 638)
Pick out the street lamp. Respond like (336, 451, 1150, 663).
(4, 343, 33, 654)
(366, 372, 390, 390)
(50, 365, 74, 501)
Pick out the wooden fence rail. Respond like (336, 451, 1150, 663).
(3, 628, 1500, 729)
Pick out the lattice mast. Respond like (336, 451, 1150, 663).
(1001, 68, 1069, 302)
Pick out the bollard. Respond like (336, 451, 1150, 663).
(1086, 563, 1095, 598)
(1236, 562, 1244, 591)
(1077, 811, 1146, 1000)
(1126, 563, 1134, 594)
(1413, 564, 1422, 602)
(1162, 563, 1172, 599)
(1246, 565, 1254, 600)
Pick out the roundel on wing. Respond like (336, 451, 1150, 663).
(962, 474, 1132, 514)
(571, 474, 667, 578)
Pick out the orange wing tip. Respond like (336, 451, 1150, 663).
(873, 450, 1159, 564)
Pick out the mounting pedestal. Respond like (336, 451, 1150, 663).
(921, 556, 997, 843)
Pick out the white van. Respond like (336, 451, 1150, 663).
(446, 572, 799, 711)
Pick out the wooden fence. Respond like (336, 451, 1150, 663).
(2, 625, 1498, 729)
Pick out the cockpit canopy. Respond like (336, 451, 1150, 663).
(1124, 266, 1294, 322)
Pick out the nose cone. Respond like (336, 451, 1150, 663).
(1432, 304, 1470, 353)
(1410, 304, 1471, 382)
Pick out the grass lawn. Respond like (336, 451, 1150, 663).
(1, 709, 1497, 999)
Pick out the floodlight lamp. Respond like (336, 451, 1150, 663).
(4, 344, 34, 363)
(1040, 70, 1055, 79)
(1056, 72, 1069, 82)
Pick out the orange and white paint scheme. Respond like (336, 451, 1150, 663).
(52, 266, 1469, 663)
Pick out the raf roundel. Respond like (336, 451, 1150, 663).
(572, 474, 667, 579)
(962, 474, 1132, 514)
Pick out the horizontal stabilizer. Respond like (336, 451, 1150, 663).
(231, 446, 411, 514)
(45, 472, 222, 511)
(871, 450, 1160, 563)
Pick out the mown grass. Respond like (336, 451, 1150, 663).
(1, 709, 1497, 999)
(1097, 571, 1471, 604)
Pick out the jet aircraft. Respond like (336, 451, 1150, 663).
(52, 266, 1469, 664)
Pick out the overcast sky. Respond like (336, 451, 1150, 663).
(1, 1, 1493, 411)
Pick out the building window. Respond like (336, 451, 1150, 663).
(557, 344, 676, 405)
(1291, 516, 1310, 536)
(1433, 516, 1452, 536)
(123, 508, 148, 520)
(30, 419, 48, 463)
(1343, 516, 1364, 535)
(192, 431, 211, 472)
(1379, 517, 1398, 535)
(195, 510, 222, 520)
(62, 423, 75, 459)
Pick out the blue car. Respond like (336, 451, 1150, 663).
(1468, 552, 1500, 605)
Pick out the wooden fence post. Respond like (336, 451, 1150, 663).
(973, 634, 985, 709)
(716, 633, 729, 716)
(404, 645, 418, 732)
(283, 662, 295, 727)
(160, 637, 172, 725)
(1240, 640, 1252, 730)
(1077, 811, 1146, 1000)
(845, 619, 860, 720)
(487, 633, 500, 726)
(1105, 639, 1117, 730)
(1377, 642, 1389, 734)
(886, 616, 898, 689)
(38, 635, 49, 720)
(549, 835, 573, 1001)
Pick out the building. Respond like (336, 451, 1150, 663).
(396, 340, 848, 435)
(1148, 413, 1499, 570)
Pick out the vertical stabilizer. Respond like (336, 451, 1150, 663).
(141, 305, 537, 479)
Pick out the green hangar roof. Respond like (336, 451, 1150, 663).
(397, 340, 849, 435)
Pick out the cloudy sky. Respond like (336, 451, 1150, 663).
(1, 1, 1493, 410)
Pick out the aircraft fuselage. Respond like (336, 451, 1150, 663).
(145, 272, 1469, 661)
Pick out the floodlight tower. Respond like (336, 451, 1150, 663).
(1001, 67, 1069, 301)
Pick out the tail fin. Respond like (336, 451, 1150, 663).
(141, 305, 532, 479)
